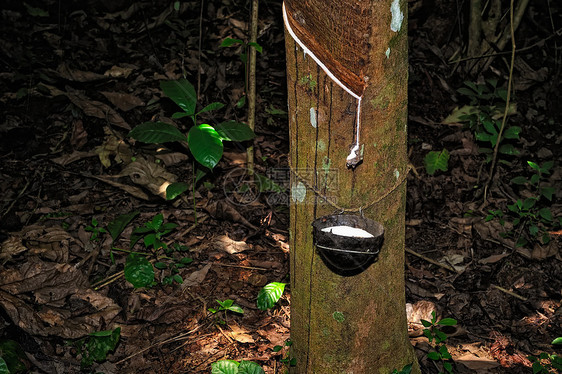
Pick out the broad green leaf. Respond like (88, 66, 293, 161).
(212, 360, 240, 374)
(255, 173, 284, 193)
(529, 225, 539, 236)
(424, 149, 449, 175)
(166, 182, 189, 200)
(457, 87, 476, 97)
(503, 126, 521, 139)
(160, 79, 197, 115)
(247, 42, 263, 53)
(90, 329, 114, 337)
(530, 174, 540, 185)
(171, 112, 190, 119)
(510, 176, 528, 185)
(527, 161, 540, 171)
(0, 358, 8, 374)
(482, 119, 497, 135)
(522, 198, 537, 210)
(82, 327, 120, 367)
(499, 144, 519, 155)
(539, 208, 552, 221)
(257, 282, 286, 311)
(218, 299, 234, 308)
(427, 351, 441, 361)
(0, 339, 27, 373)
(129, 122, 187, 143)
(107, 211, 139, 241)
(437, 318, 457, 326)
(149, 214, 164, 230)
(238, 360, 265, 374)
(214, 121, 255, 142)
(173, 274, 183, 284)
(463, 81, 479, 93)
(154, 262, 167, 269)
(198, 102, 224, 115)
(553, 337, 562, 345)
(540, 187, 555, 201)
(475, 131, 491, 142)
(220, 38, 243, 47)
(273, 345, 283, 352)
(421, 320, 432, 328)
(188, 124, 223, 169)
(124, 254, 154, 288)
(541, 160, 554, 173)
(443, 361, 453, 373)
(228, 304, 244, 314)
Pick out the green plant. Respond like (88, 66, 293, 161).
(154, 243, 192, 286)
(424, 149, 450, 175)
(211, 359, 264, 374)
(128, 79, 254, 202)
(256, 282, 286, 311)
(74, 327, 121, 368)
(84, 217, 107, 242)
(449, 79, 520, 164)
(391, 363, 413, 374)
(209, 299, 244, 315)
(528, 353, 562, 373)
(488, 161, 560, 247)
(273, 340, 296, 369)
(130, 213, 177, 251)
(220, 38, 263, 108)
(421, 311, 457, 374)
(0, 339, 27, 374)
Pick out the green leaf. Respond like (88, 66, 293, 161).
(442, 105, 478, 124)
(214, 121, 255, 142)
(527, 161, 540, 171)
(166, 182, 189, 200)
(129, 122, 187, 143)
(503, 126, 521, 139)
(439, 345, 451, 357)
(221, 38, 244, 47)
(457, 87, 476, 97)
(236, 95, 246, 108)
(443, 361, 453, 373)
(188, 124, 224, 169)
(173, 274, 183, 284)
(420, 319, 432, 328)
(529, 225, 539, 236)
(227, 304, 244, 314)
(247, 42, 263, 53)
(273, 345, 283, 352)
(24, 3, 49, 17)
(540, 187, 555, 201)
(154, 262, 167, 269)
(212, 359, 240, 374)
(0, 339, 27, 373)
(552, 337, 562, 345)
(538, 208, 552, 221)
(257, 282, 286, 311)
(424, 149, 450, 175)
(510, 176, 528, 185)
(499, 144, 519, 155)
(541, 161, 554, 173)
(82, 327, 120, 367)
(124, 254, 155, 288)
(522, 198, 537, 210)
(90, 329, 114, 337)
(0, 357, 8, 374)
(160, 79, 197, 115)
(198, 102, 225, 115)
(482, 119, 497, 135)
(107, 212, 139, 241)
(238, 360, 265, 374)
(171, 112, 190, 119)
(427, 351, 441, 361)
(438, 318, 457, 326)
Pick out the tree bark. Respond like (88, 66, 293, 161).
(284, 0, 418, 373)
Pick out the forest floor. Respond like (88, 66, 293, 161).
(0, 0, 561, 373)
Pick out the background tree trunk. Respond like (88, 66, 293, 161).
(284, 0, 419, 372)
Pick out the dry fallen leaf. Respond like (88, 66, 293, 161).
(101, 91, 144, 112)
(181, 263, 212, 288)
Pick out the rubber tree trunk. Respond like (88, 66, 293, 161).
(283, 0, 419, 373)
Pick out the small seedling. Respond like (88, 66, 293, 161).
(209, 299, 244, 315)
(130, 213, 177, 251)
(421, 311, 457, 374)
(74, 327, 121, 368)
(273, 339, 296, 369)
(85, 217, 107, 242)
